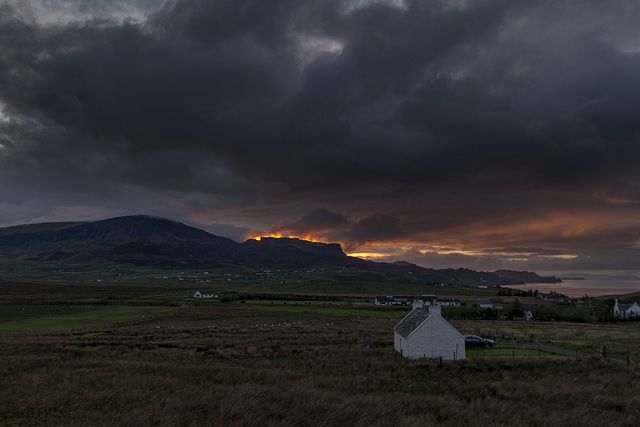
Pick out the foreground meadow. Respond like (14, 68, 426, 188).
(1, 303, 640, 426)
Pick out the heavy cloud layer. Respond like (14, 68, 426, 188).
(1, 0, 640, 272)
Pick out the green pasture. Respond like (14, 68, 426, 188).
(0, 304, 94, 322)
(221, 281, 501, 297)
(236, 299, 411, 319)
(0, 306, 177, 333)
(466, 347, 569, 359)
(454, 320, 640, 361)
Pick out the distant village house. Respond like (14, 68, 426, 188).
(375, 295, 437, 306)
(522, 306, 538, 321)
(438, 298, 461, 307)
(193, 290, 215, 299)
(613, 299, 640, 318)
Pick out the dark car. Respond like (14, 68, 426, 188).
(464, 335, 495, 348)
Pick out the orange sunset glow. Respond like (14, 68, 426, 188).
(248, 233, 330, 244)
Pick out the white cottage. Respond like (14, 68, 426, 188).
(193, 290, 215, 299)
(613, 299, 640, 318)
(394, 301, 465, 360)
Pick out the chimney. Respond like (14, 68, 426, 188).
(412, 297, 424, 310)
(430, 299, 441, 316)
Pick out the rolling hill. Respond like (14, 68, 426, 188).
(0, 215, 522, 285)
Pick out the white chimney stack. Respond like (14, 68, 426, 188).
(430, 299, 441, 316)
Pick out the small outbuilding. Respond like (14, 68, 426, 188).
(394, 301, 465, 360)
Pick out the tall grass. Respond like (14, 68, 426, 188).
(1, 306, 639, 426)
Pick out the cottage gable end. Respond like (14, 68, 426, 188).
(394, 305, 466, 360)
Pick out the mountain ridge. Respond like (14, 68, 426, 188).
(0, 215, 523, 285)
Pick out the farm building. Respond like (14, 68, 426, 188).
(522, 306, 539, 321)
(613, 299, 640, 318)
(478, 301, 493, 309)
(438, 298, 461, 306)
(375, 295, 436, 306)
(193, 290, 215, 299)
(394, 300, 465, 360)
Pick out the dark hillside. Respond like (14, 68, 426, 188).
(0, 215, 523, 285)
(234, 237, 348, 268)
(494, 270, 561, 284)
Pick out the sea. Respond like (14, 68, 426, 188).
(514, 278, 640, 298)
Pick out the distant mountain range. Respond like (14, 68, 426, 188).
(558, 273, 640, 281)
(493, 270, 562, 284)
(0, 215, 528, 285)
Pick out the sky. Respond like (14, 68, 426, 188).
(1, 0, 640, 275)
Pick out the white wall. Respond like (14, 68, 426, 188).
(395, 307, 465, 360)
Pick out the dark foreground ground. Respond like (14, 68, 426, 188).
(1, 304, 640, 426)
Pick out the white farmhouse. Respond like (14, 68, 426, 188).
(375, 295, 437, 306)
(613, 299, 640, 318)
(394, 301, 465, 360)
(438, 298, 461, 307)
(193, 290, 215, 299)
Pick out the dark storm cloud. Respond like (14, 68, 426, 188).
(1, 0, 640, 272)
(270, 208, 350, 236)
(342, 213, 406, 249)
(267, 208, 404, 250)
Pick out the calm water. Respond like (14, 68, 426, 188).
(516, 278, 640, 298)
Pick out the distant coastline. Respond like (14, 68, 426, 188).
(523, 278, 640, 298)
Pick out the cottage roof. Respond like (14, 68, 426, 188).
(618, 302, 636, 312)
(394, 307, 430, 339)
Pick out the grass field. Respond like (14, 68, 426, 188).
(0, 306, 177, 333)
(0, 304, 639, 425)
(2, 282, 640, 425)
